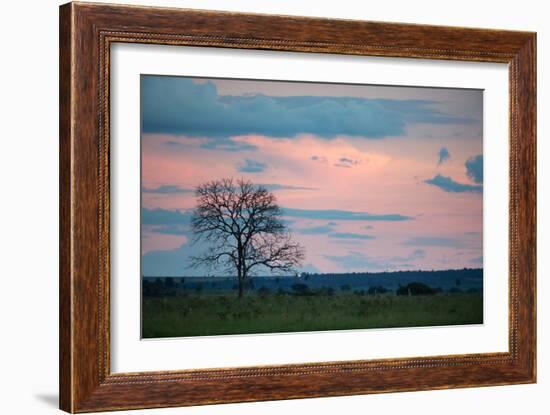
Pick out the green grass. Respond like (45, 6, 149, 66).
(141, 292, 483, 338)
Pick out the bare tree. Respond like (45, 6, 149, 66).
(190, 178, 305, 297)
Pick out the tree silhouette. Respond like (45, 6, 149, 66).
(190, 178, 305, 297)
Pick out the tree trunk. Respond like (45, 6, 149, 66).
(239, 260, 248, 299)
(237, 241, 244, 298)
(238, 277, 244, 298)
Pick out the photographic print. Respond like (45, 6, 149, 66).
(140, 75, 483, 338)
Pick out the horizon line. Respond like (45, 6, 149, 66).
(142, 267, 483, 278)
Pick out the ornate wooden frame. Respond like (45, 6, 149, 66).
(59, 2, 536, 412)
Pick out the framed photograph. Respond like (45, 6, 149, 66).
(59, 2, 536, 412)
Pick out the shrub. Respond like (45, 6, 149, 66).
(257, 286, 271, 297)
(195, 283, 203, 294)
(367, 285, 388, 295)
(396, 282, 437, 296)
(291, 283, 310, 295)
(318, 286, 335, 296)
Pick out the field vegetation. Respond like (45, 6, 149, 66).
(142, 288, 483, 338)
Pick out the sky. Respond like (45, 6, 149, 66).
(140, 75, 483, 276)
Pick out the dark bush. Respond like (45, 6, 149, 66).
(257, 286, 270, 297)
(396, 282, 438, 296)
(142, 277, 177, 297)
(367, 285, 389, 295)
(291, 283, 310, 295)
(318, 286, 335, 296)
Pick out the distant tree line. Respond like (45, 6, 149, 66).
(142, 276, 481, 298)
(298, 268, 482, 280)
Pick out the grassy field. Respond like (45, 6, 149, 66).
(142, 292, 483, 338)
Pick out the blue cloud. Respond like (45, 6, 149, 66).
(141, 208, 191, 226)
(283, 207, 413, 222)
(297, 224, 336, 235)
(237, 159, 267, 173)
(147, 225, 188, 236)
(424, 174, 483, 193)
(259, 183, 317, 191)
(201, 137, 258, 152)
(465, 154, 483, 184)
(438, 147, 451, 165)
(142, 242, 322, 277)
(142, 244, 190, 276)
(165, 136, 258, 152)
(328, 232, 374, 240)
(142, 241, 210, 276)
(142, 185, 193, 194)
(141, 76, 476, 140)
(141, 208, 193, 237)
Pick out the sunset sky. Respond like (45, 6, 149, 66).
(140, 75, 483, 276)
